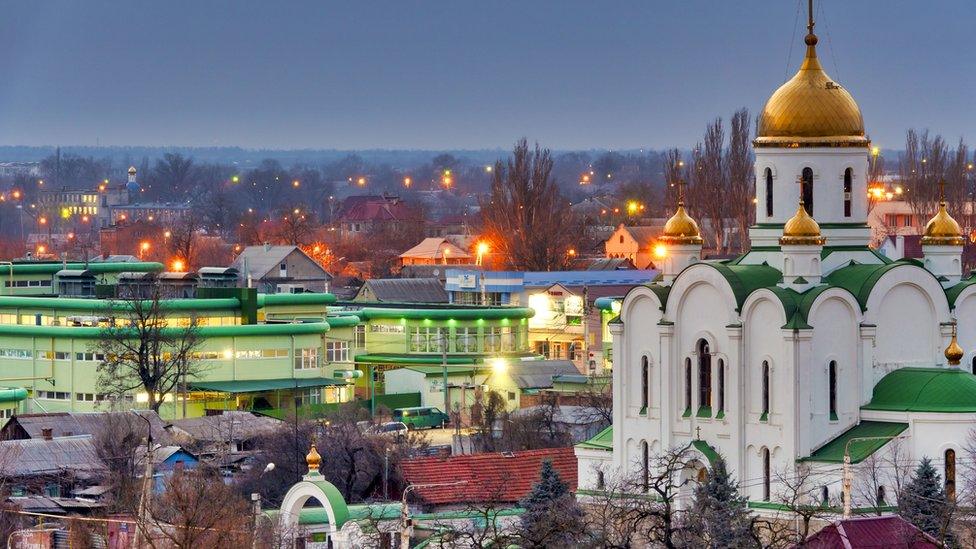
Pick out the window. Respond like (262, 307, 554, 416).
(411, 327, 447, 353)
(761, 361, 770, 421)
(500, 327, 514, 351)
(801, 167, 814, 214)
(717, 359, 725, 416)
(821, 486, 829, 506)
(619, 235, 624, 244)
(295, 388, 321, 407)
(0, 408, 13, 419)
(354, 325, 366, 348)
(75, 352, 105, 362)
(325, 341, 350, 363)
(484, 326, 502, 353)
(762, 448, 771, 501)
(596, 470, 605, 491)
(36, 391, 70, 400)
(39, 351, 70, 360)
(843, 168, 853, 217)
(697, 340, 711, 414)
(876, 485, 887, 507)
(455, 327, 478, 353)
(946, 449, 956, 501)
(764, 168, 773, 217)
(640, 356, 649, 412)
(0, 349, 32, 360)
(294, 348, 319, 370)
(684, 358, 692, 414)
(370, 324, 405, 334)
(828, 361, 838, 421)
(641, 440, 649, 493)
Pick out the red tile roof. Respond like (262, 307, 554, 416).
(336, 195, 414, 223)
(400, 447, 577, 505)
(801, 516, 940, 549)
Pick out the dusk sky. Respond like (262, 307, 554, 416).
(0, 1, 970, 150)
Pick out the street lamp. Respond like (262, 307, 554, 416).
(400, 481, 466, 548)
(842, 435, 902, 518)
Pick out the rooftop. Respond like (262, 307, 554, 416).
(862, 367, 976, 413)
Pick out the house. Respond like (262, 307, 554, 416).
(509, 405, 609, 443)
(0, 410, 170, 443)
(604, 223, 666, 269)
(799, 516, 940, 549)
(134, 445, 200, 492)
(399, 238, 472, 267)
(353, 278, 448, 303)
(231, 244, 333, 293)
(169, 411, 281, 457)
(399, 447, 577, 508)
(383, 366, 486, 410)
(334, 195, 416, 236)
(0, 435, 106, 499)
(486, 360, 581, 409)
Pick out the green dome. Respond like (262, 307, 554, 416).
(863, 368, 976, 413)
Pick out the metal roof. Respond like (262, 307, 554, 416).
(230, 245, 332, 281)
(189, 377, 348, 393)
(171, 411, 281, 443)
(0, 435, 106, 477)
(358, 278, 449, 303)
(1, 410, 169, 442)
(522, 270, 657, 288)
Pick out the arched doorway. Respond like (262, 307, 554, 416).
(678, 459, 707, 509)
(278, 445, 351, 547)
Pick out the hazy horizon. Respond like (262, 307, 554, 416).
(0, 1, 971, 150)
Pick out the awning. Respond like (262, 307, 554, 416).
(189, 377, 348, 394)
(800, 421, 908, 465)
(354, 354, 476, 365)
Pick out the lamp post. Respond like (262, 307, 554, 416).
(251, 462, 276, 549)
(400, 481, 465, 548)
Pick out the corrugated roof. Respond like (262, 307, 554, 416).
(171, 411, 281, 442)
(862, 367, 976, 413)
(359, 278, 448, 303)
(800, 421, 908, 464)
(575, 426, 612, 451)
(803, 516, 939, 548)
(0, 435, 105, 477)
(501, 360, 580, 389)
(188, 377, 348, 393)
(231, 245, 331, 281)
(522, 270, 657, 288)
(399, 238, 471, 260)
(335, 195, 414, 223)
(1, 410, 168, 442)
(400, 447, 577, 505)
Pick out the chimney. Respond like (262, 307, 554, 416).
(263, 242, 271, 252)
(41, 428, 53, 440)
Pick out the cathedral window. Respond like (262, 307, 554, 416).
(828, 361, 838, 421)
(801, 167, 814, 215)
(821, 486, 829, 506)
(697, 340, 712, 416)
(946, 449, 956, 501)
(596, 470, 605, 491)
(762, 447, 771, 501)
(876, 485, 887, 507)
(640, 355, 649, 414)
(641, 441, 649, 493)
(717, 359, 726, 418)
(683, 358, 692, 416)
(761, 361, 770, 421)
(843, 168, 853, 217)
(764, 168, 774, 217)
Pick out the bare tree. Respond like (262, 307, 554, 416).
(147, 467, 253, 548)
(480, 139, 580, 271)
(726, 109, 754, 253)
(93, 413, 146, 513)
(95, 285, 205, 413)
(274, 205, 316, 246)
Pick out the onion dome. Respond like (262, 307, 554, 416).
(755, 18, 867, 148)
(659, 202, 703, 245)
(127, 166, 137, 175)
(946, 327, 964, 366)
(922, 201, 964, 246)
(780, 201, 825, 245)
(306, 444, 321, 472)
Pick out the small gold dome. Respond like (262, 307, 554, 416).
(922, 202, 964, 246)
(659, 202, 703, 245)
(780, 201, 825, 245)
(127, 166, 137, 175)
(306, 444, 321, 472)
(946, 330, 964, 366)
(755, 33, 867, 148)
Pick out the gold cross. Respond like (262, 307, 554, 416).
(695, 426, 701, 440)
(808, 0, 815, 35)
(939, 179, 946, 203)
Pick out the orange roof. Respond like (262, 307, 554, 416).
(399, 238, 471, 260)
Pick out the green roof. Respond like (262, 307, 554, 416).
(0, 296, 240, 312)
(800, 421, 908, 464)
(189, 377, 348, 393)
(3, 262, 163, 275)
(354, 354, 477, 365)
(946, 275, 976, 309)
(593, 297, 622, 311)
(706, 263, 782, 312)
(257, 293, 337, 307)
(690, 440, 720, 465)
(824, 260, 941, 312)
(400, 365, 482, 376)
(357, 307, 534, 321)
(863, 367, 976, 413)
(576, 425, 612, 451)
(0, 321, 331, 339)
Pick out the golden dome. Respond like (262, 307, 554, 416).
(306, 444, 321, 473)
(755, 32, 868, 148)
(659, 202, 703, 245)
(922, 201, 964, 246)
(946, 328, 964, 366)
(780, 201, 825, 245)
(127, 166, 137, 175)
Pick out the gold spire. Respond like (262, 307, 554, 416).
(127, 166, 137, 175)
(922, 180, 964, 246)
(306, 444, 321, 473)
(660, 178, 703, 245)
(946, 324, 964, 366)
(755, 0, 867, 148)
(780, 199, 825, 245)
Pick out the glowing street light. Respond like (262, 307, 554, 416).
(403, 177, 412, 187)
(475, 241, 489, 266)
(170, 258, 186, 272)
(292, 180, 300, 188)
(491, 358, 507, 376)
(231, 175, 240, 183)
(357, 177, 366, 186)
(36, 245, 46, 254)
(164, 230, 172, 239)
(654, 244, 667, 259)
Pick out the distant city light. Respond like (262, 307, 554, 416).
(164, 230, 172, 238)
(36, 245, 46, 254)
(292, 180, 300, 188)
(485, 166, 493, 173)
(357, 177, 366, 186)
(140, 241, 150, 252)
(404, 177, 412, 187)
(231, 175, 240, 183)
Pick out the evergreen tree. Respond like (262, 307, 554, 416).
(898, 457, 954, 545)
(516, 460, 584, 548)
(686, 457, 756, 548)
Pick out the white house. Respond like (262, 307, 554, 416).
(578, 8, 976, 513)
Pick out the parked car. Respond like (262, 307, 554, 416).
(392, 407, 449, 430)
(367, 421, 409, 441)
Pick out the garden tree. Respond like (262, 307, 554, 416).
(95, 285, 205, 413)
(168, 207, 205, 269)
(151, 153, 197, 200)
(726, 108, 754, 253)
(494, 397, 573, 452)
(901, 130, 972, 225)
(236, 417, 316, 506)
(273, 205, 316, 245)
(472, 389, 506, 452)
(686, 456, 753, 548)
(750, 465, 835, 547)
(93, 412, 147, 513)
(148, 467, 254, 548)
(663, 148, 684, 214)
(430, 481, 515, 548)
(39, 152, 111, 189)
(480, 139, 580, 271)
(853, 437, 912, 517)
(514, 460, 584, 548)
(898, 457, 956, 546)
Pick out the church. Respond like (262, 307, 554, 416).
(576, 6, 976, 511)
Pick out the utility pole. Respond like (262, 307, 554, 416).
(442, 332, 449, 418)
(581, 285, 590, 373)
(132, 411, 154, 548)
(842, 435, 901, 518)
(400, 481, 465, 548)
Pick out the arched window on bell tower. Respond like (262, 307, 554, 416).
(765, 168, 774, 218)
(843, 168, 853, 217)
(801, 167, 814, 215)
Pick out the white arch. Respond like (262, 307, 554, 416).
(278, 475, 350, 546)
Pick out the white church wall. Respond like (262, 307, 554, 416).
(953, 289, 976, 372)
(807, 292, 861, 452)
